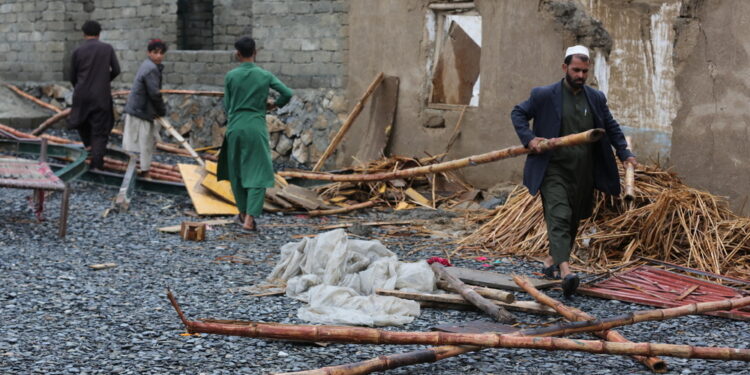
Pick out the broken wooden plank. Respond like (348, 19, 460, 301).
(351, 76, 399, 167)
(312, 72, 385, 171)
(178, 163, 238, 216)
(180, 221, 206, 241)
(159, 219, 235, 233)
(374, 289, 554, 315)
(266, 187, 294, 209)
(200, 172, 235, 204)
(277, 184, 325, 210)
(446, 267, 558, 291)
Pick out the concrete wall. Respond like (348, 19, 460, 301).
(672, 0, 750, 215)
(0, 0, 348, 88)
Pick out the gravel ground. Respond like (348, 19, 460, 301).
(1, 181, 749, 375)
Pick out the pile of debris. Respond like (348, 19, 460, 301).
(459, 164, 750, 281)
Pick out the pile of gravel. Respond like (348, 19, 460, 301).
(0, 181, 748, 374)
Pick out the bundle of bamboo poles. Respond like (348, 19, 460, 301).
(459, 164, 750, 280)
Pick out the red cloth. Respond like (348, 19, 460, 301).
(426, 257, 452, 267)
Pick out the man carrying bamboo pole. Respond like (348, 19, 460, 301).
(511, 45, 637, 297)
(217, 37, 293, 232)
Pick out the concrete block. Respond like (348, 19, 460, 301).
(300, 39, 319, 51)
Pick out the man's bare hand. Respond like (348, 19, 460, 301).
(624, 156, 638, 168)
(528, 137, 546, 153)
(528, 137, 558, 153)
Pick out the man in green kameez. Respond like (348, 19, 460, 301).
(217, 37, 293, 232)
(511, 45, 637, 297)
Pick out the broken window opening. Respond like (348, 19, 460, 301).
(177, 0, 214, 50)
(427, 6, 481, 108)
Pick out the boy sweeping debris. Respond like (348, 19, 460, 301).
(217, 37, 293, 232)
(122, 39, 168, 177)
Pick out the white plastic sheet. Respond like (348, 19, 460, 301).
(267, 229, 436, 326)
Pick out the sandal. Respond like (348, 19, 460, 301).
(541, 264, 560, 279)
(562, 273, 580, 299)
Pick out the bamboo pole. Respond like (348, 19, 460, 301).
(31, 108, 71, 136)
(430, 263, 516, 322)
(282, 292, 750, 375)
(436, 278, 515, 303)
(111, 89, 225, 97)
(5, 84, 62, 113)
(624, 136, 635, 201)
(513, 275, 666, 372)
(167, 291, 750, 361)
(307, 200, 377, 217)
(312, 72, 385, 171)
(282, 128, 604, 182)
(155, 117, 205, 167)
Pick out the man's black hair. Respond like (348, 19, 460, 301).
(81, 20, 102, 36)
(234, 37, 256, 58)
(564, 54, 590, 65)
(148, 39, 168, 53)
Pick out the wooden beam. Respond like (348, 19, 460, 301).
(312, 72, 385, 171)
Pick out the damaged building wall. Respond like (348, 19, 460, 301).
(672, 0, 750, 216)
(576, 0, 682, 161)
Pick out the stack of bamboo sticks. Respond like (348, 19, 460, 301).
(459, 164, 750, 281)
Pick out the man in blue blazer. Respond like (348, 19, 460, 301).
(511, 45, 637, 298)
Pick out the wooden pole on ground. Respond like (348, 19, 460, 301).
(5, 84, 63, 113)
(513, 275, 666, 372)
(436, 277, 515, 303)
(312, 72, 385, 172)
(430, 263, 516, 323)
(166, 291, 750, 361)
(31, 108, 71, 136)
(281, 128, 604, 182)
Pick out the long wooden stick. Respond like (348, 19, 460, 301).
(5, 84, 62, 113)
(312, 72, 385, 171)
(430, 263, 516, 322)
(112, 89, 225, 97)
(374, 289, 551, 315)
(281, 290, 750, 375)
(167, 291, 750, 361)
(155, 117, 205, 167)
(307, 200, 377, 217)
(282, 128, 604, 182)
(514, 275, 666, 372)
(31, 108, 71, 136)
(436, 278, 515, 303)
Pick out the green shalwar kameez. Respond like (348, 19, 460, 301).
(217, 62, 293, 216)
(540, 82, 595, 265)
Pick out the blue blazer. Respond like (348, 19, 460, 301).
(511, 80, 634, 196)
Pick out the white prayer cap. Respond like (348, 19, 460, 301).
(565, 45, 589, 59)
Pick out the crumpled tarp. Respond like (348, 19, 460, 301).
(267, 229, 436, 326)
